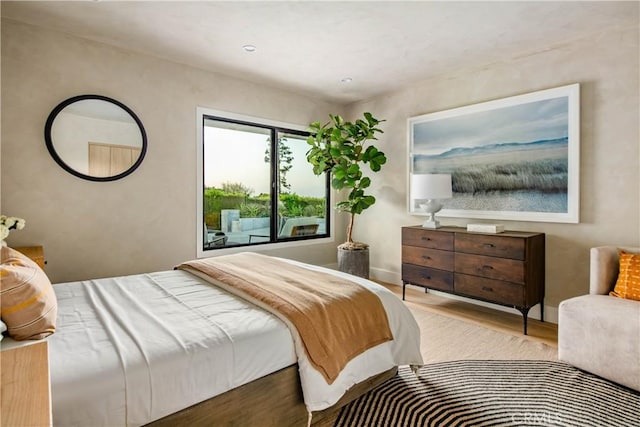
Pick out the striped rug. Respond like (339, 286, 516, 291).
(335, 360, 640, 426)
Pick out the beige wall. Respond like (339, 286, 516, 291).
(0, 15, 3, 215)
(2, 18, 638, 320)
(345, 24, 640, 317)
(1, 20, 343, 282)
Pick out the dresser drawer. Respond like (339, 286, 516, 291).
(402, 246, 454, 271)
(455, 233, 525, 260)
(402, 228, 454, 250)
(402, 264, 453, 292)
(455, 273, 524, 306)
(455, 253, 525, 284)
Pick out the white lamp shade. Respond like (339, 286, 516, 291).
(410, 174, 453, 200)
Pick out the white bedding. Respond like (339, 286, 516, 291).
(48, 269, 296, 426)
(2, 259, 423, 426)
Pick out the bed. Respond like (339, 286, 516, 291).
(1, 250, 423, 426)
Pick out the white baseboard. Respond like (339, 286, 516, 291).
(370, 266, 558, 324)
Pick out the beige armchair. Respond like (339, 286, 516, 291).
(558, 246, 640, 391)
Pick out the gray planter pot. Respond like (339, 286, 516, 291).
(337, 247, 370, 279)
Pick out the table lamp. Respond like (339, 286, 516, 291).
(411, 173, 452, 228)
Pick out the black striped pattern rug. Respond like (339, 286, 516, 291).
(335, 360, 640, 426)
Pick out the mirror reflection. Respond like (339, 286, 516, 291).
(45, 95, 147, 181)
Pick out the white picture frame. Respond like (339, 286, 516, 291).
(408, 83, 580, 223)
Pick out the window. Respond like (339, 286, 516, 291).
(197, 109, 330, 253)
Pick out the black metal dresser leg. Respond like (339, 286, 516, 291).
(517, 307, 531, 335)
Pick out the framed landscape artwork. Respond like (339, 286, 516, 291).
(408, 83, 580, 223)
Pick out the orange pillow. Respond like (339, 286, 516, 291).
(0, 246, 57, 340)
(610, 251, 640, 301)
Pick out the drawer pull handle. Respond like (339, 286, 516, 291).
(482, 286, 493, 292)
(421, 237, 431, 241)
(482, 265, 493, 270)
(483, 243, 495, 248)
(422, 256, 431, 260)
(422, 276, 431, 280)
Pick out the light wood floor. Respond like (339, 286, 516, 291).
(383, 283, 558, 347)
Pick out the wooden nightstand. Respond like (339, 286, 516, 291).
(14, 246, 46, 269)
(1, 341, 52, 426)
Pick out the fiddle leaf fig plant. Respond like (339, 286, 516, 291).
(306, 112, 386, 250)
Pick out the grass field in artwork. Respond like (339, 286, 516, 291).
(413, 144, 569, 212)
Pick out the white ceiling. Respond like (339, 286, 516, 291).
(2, 1, 638, 104)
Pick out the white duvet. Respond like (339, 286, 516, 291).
(3, 259, 423, 426)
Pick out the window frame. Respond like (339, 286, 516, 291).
(196, 107, 333, 258)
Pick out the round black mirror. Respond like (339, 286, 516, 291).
(44, 95, 147, 182)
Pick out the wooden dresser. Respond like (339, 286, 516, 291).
(401, 226, 545, 334)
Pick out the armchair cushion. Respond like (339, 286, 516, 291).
(610, 251, 640, 301)
(559, 245, 640, 392)
(559, 294, 640, 391)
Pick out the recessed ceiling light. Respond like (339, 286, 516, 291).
(341, 77, 353, 83)
(243, 45, 257, 52)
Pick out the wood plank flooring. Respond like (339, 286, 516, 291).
(384, 283, 558, 347)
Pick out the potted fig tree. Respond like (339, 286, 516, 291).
(306, 112, 386, 278)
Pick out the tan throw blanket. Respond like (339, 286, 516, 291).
(177, 252, 393, 384)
